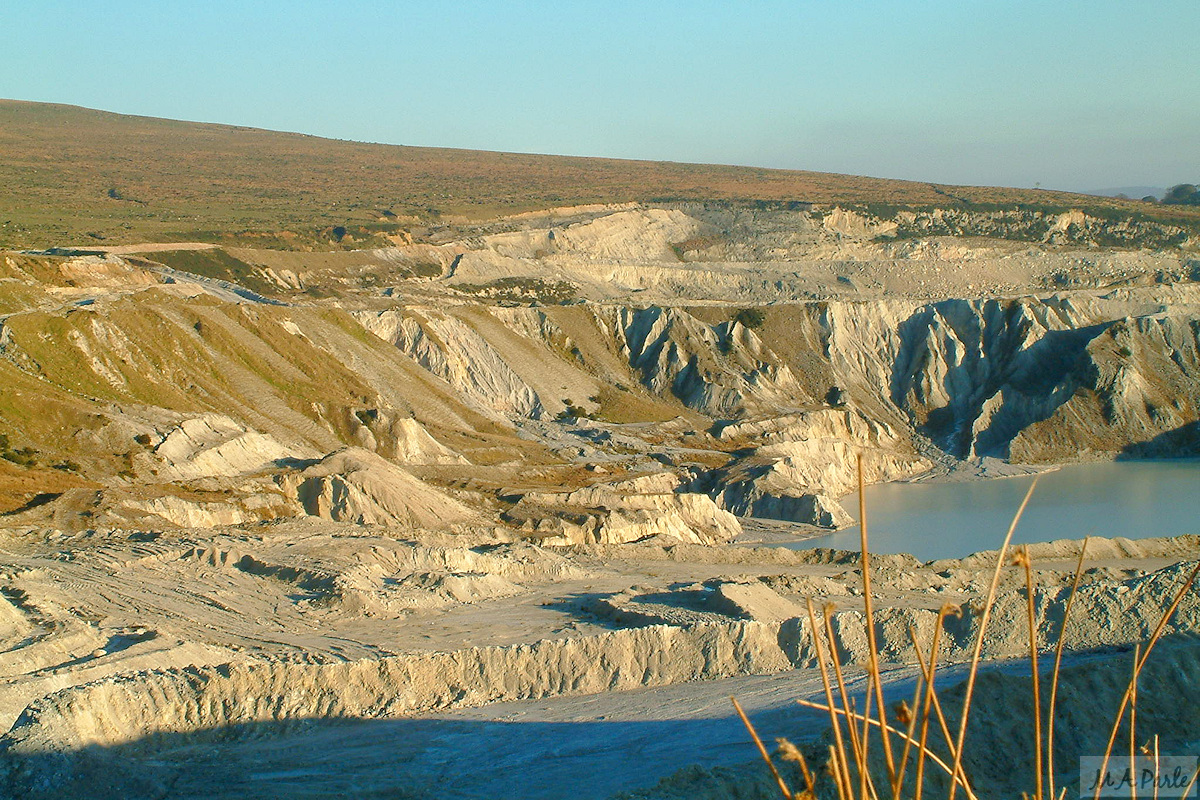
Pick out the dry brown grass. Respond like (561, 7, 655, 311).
(0, 459, 98, 514)
(3, 99, 1194, 250)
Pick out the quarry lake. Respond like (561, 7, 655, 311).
(790, 459, 1200, 561)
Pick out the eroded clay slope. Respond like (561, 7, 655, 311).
(3, 238, 1199, 536)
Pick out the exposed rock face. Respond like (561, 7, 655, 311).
(1005, 311, 1200, 460)
(711, 409, 929, 527)
(122, 492, 298, 528)
(278, 448, 477, 528)
(7, 191, 1200, 799)
(4, 621, 791, 757)
(348, 284, 1200, 532)
(55, 256, 161, 290)
(427, 203, 1198, 304)
(604, 306, 806, 416)
(481, 208, 705, 264)
(141, 414, 310, 481)
(503, 473, 741, 545)
(361, 309, 548, 419)
(808, 288, 1200, 460)
(3, 209, 1199, 538)
(885, 206, 1195, 249)
(389, 417, 468, 465)
(114, 415, 464, 528)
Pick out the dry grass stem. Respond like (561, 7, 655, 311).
(733, 695, 795, 800)
(1092, 560, 1200, 800)
(1047, 537, 1090, 800)
(795, 698, 966, 788)
(777, 737, 817, 797)
(856, 454, 898, 787)
(1018, 545, 1045, 800)
(907, 607, 955, 800)
(1130, 645, 1139, 800)
(809, 599, 855, 797)
(906, 621, 977, 799)
(948, 476, 1039, 800)
(823, 603, 873, 798)
(1179, 764, 1200, 800)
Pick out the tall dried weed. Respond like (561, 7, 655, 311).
(735, 455, 1200, 800)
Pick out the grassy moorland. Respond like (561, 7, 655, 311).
(3, 99, 1196, 250)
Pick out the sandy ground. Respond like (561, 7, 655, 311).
(89, 243, 221, 255)
(128, 669, 842, 800)
(104, 653, 1135, 800)
(2, 197, 1198, 800)
(1, 519, 1197, 798)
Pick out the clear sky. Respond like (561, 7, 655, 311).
(3, 0, 1197, 192)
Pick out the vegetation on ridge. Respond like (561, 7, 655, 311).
(3, 99, 1197, 250)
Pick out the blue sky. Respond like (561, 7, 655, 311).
(3, 1, 1197, 192)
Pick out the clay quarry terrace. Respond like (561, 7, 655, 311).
(0, 102, 1197, 799)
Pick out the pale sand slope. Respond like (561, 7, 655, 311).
(0, 523, 1197, 798)
(13, 651, 1174, 800)
(1, 669, 840, 799)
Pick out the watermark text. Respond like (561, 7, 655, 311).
(1081, 756, 1199, 798)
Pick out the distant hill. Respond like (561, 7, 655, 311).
(1, 99, 1195, 249)
(1085, 186, 1166, 200)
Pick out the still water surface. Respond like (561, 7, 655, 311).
(788, 460, 1200, 562)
